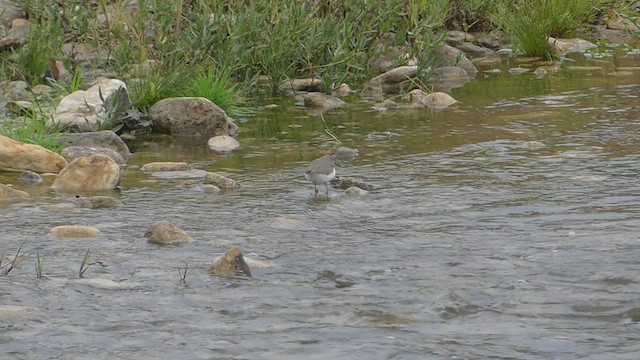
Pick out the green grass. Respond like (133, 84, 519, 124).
(492, 0, 606, 58)
(1, 109, 64, 152)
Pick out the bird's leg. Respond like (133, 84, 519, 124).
(325, 183, 329, 197)
(314, 185, 319, 196)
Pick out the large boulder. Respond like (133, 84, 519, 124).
(0, 183, 29, 203)
(149, 97, 239, 142)
(59, 130, 131, 162)
(0, 135, 68, 172)
(52, 154, 121, 191)
(52, 79, 130, 132)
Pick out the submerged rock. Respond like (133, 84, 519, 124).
(0, 183, 29, 203)
(208, 135, 240, 153)
(209, 247, 252, 278)
(362, 65, 418, 98)
(140, 162, 190, 173)
(75, 195, 123, 209)
(334, 146, 359, 162)
(204, 172, 239, 189)
(279, 78, 324, 93)
(0, 135, 68, 173)
(145, 221, 193, 245)
(52, 154, 121, 191)
(334, 176, 374, 191)
(62, 146, 127, 166)
(297, 92, 345, 111)
(410, 90, 458, 109)
(18, 170, 43, 185)
(50, 225, 101, 239)
(345, 186, 369, 196)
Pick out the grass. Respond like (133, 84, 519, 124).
(79, 249, 92, 278)
(0, 244, 24, 276)
(35, 250, 45, 279)
(1, 109, 64, 152)
(177, 262, 189, 285)
(492, 0, 607, 58)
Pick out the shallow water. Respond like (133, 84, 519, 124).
(2, 53, 640, 359)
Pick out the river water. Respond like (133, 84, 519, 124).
(1, 53, 640, 359)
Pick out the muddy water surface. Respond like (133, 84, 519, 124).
(1, 53, 640, 359)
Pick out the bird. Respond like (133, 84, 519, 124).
(305, 155, 336, 197)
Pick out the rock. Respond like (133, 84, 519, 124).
(0, 1, 23, 28)
(52, 79, 130, 132)
(149, 97, 239, 142)
(456, 42, 494, 57)
(140, 162, 190, 173)
(429, 67, 471, 91)
(334, 176, 374, 191)
(50, 226, 101, 239)
(474, 33, 503, 49)
(208, 135, 240, 153)
(362, 65, 418, 98)
(0, 183, 29, 202)
(59, 131, 131, 162)
(145, 221, 192, 245)
(508, 68, 531, 75)
(208, 247, 252, 278)
(372, 99, 400, 111)
(431, 44, 478, 78)
(61, 146, 126, 166)
(61, 42, 111, 63)
(445, 30, 473, 46)
(345, 186, 368, 196)
(5, 80, 29, 101)
(297, 92, 345, 110)
(334, 146, 359, 162)
(411, 90, 458, 109)
(119, 108, 152, 137)
(607, 17, 639, 31)
(75, 195, 123, 209)
(17, 171, 43, 185)
(549, 37, 596, 54)
(31, 84, 57, 101)
(4, 100, 36, 116)
(52, 154, 121, 191)
(204, 172, 239, 189)
(534, 68, 549, 78)
(0, 135, 68, 173)
(1, 18, 29, 46)
(332, 83, 352, 96)
(279, 78, 324, 93)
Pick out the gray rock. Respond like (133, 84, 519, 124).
(52, 154, 121, 191)
(0, 1, 23, 28)
(279, 78, 324, 93)
(534, 68, 549, 78)
(18, 170, 43, 185)
(362, 66, 418, 98)
(145, 221, 192, 245)
(75, 195, 123, 209)
(430, 44, 478, 78)
(335, 176, 374, 191)
(62, 146, 126, 166)
(149, 97, 239, 142)
(59, 130, 131, 162)
(52, 79, 130, 132)
(334, 146, 359, 162)
(297, 92, 345, 110)
(429, 67, 471, 92)
(204, 172, 239, 189)
(140, 162, 190, 173)
(548, 37, 596, 54)
(208, 135, 240, 153)
(345, 186, 368, 196)
(411, 90, 458, 109)
(456, 42, 494, 57)
(6, 80, 29, 101)
(446, 30, 473, 47)
(508, 67, 531, 75)
(475, 33, 503, 49)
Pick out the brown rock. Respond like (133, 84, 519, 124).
(362, 65, 418, 98)
(61, 146, 126, 166)
(204, 172, 239, 189)
(0, 135, 68, 173)
(279, 78, 324, 93)
(145, 221, 192, 245)
(140, 162, 190, 173)
(52, 154, 121, 191)
(149, 97, 239, 142)
(0, 183, 29, 202)
(59, 131, 131, 162)
(208, 247, 252, 278)
(50, 226, 101, 239)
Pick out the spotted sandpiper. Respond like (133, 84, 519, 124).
(305, 155, 336, 197)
